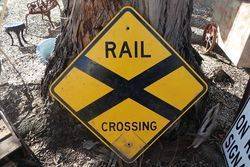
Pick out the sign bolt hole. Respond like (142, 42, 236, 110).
(126, 26, 130, 30)
(126, 142, 133, 148)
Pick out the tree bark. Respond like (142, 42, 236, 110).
(41, 0, 205, 135)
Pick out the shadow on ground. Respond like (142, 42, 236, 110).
(0, 79, 241, 166)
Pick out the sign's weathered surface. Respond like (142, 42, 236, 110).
(50, 7, 207, 162)
(223, 97, 250, 167)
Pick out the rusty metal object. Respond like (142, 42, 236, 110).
(25, 0, 61, 29)
(203, 23, 217, 54)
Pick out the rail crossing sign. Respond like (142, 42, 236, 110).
(50, 7, 208, 162)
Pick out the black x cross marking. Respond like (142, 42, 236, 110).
(74, 54, 183, 123)
(50, 7, 208, 163)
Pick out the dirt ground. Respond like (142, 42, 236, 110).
(0, 0, 249, 166)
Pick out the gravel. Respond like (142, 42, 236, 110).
(0, 0, 249, 166)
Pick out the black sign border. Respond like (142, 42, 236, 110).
(50, 7, 208, 163)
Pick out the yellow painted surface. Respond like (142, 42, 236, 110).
(50, 7, 208, 162)
(54, 67, 113, 111)
(113, 131, 145, 159)
(87, 11, 171, 80)
(145, 66, 203, 110)
(88, 98, 169, 158)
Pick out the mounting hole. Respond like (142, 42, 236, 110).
(126, 142, 133, 147)
(126, 26, 130, 30)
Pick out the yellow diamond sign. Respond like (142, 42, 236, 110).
(50, 7, 208, 163)
(86, 9, 171, 80)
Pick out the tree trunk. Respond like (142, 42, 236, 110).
(42, 0, 205, 136)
